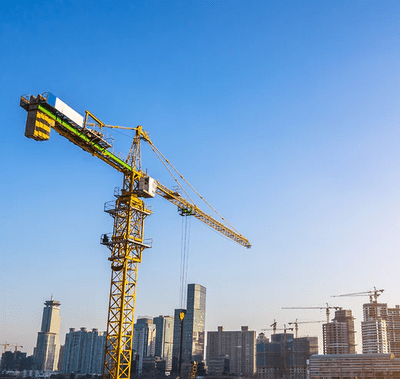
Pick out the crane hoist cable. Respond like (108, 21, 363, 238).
(148, 143, 196, 205)
(147, 142, 240, 235)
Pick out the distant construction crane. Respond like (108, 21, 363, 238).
(331, 287, 385, 324)
(20, 92, 250, 379)
(283, 303, 342, 356)
(0, 343, 10, 353)
(13, 344, 23, 358)
(13, 344, 23, 352)
(261, 324, 294, 335)
(287, 320, 325, 338)
(331, 287, 384, 304)
(270, 320, 277, 335)
(282, 303, 342, 324)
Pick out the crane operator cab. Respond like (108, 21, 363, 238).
(138, 175, 157, 198)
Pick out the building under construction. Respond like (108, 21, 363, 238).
(322, 309, 356, 355)
(256, 333, 318, 379)
(362, 302, 400, 355)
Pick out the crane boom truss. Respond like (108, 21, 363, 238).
(156, 183, 250, 248)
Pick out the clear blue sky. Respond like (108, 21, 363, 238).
(1, 0, 399, 355)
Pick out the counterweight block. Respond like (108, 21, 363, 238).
(25, 107, 54, 141)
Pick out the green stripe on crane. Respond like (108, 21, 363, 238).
(38, 104, 132, 172)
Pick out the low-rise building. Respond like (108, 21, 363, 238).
(309, 353, 400, 378)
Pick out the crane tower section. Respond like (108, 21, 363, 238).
(100, 132, 152, 379)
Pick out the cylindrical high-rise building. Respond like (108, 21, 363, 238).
(34, 297, 61, 371)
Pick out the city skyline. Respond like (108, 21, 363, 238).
(2, 0, 400, 360)
(8, 287, 400, 359)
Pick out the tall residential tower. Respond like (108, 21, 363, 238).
(61, 327, 106, 374)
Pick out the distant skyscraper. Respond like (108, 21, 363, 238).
(207, 326, 256, 376)
(61, 327, 106, 374)
(182, 284, 206, 363)
(133, 317, 157, 374)
(34, 297, 61, 371)
(153, 315, 174, 373)
(323, 309, 356, 354)
(172, 284, 206, 374)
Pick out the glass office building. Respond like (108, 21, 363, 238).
(172, 284, 206, 373)
(182, 284, 206, 363)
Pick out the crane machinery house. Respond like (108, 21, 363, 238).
(138, 176, 157, 198)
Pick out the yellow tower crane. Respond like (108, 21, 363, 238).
(331, 287, 384, 304)
(20, 93, 251, 379)
(282, 303, 342, 324)
(283, 303, 342, 356)
(0, 342, 10, 352)
(13, 344, 23, 358)
(331, 287, 384, 324)
(287, 319, 325, 338)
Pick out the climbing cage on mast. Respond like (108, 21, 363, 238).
(101, 128, 153, 379)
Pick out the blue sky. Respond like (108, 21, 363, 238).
(1, 0, 400, 355)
